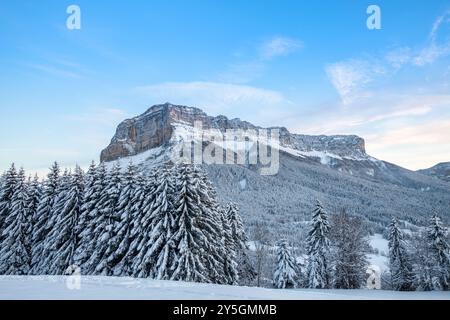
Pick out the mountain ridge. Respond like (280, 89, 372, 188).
(418, 162, 450, 182)
(101, 103, 368, 164)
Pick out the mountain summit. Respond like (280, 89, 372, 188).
(101, 102, 368, 165)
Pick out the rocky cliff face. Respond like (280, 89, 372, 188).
(101, 103, 368, 163)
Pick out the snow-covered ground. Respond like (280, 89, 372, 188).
(1, 276, 449, 300)
(368, 233, 389, 272)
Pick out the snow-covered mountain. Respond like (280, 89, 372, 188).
(101, 103, 450, 238)
(418, 162, 450, 183)
(101, 103, 376, 176)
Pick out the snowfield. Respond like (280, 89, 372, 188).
(1, 276, 449, 300)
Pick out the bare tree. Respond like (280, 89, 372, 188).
(252, 222, 272, 287)
(330, 209, 370, 289)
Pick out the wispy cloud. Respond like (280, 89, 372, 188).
(219, 36, 303, 84)
(325, 59, 385, 105)
(297, 93, 450, 134)
(27, 63, 83, 79)
(326, 11, 450, 104)
(218, 61, 265, 84)
(260, 37, 303, 60)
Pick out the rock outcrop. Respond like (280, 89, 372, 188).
(101, 103, 368, 162)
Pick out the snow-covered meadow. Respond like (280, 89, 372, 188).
(1, 276, 449, 300)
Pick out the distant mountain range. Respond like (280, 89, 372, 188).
(418, 162, 450, 183)
(101, 103, 450, 238)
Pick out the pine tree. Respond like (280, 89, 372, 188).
(74, 162, 108, 271)
(330, 210, 369, 289)
(220, 207, 239, 285)
(305, 200, 331, 289)
(411, 231, 436, 291)
(170, 164, 226, 284)
(43, 167, 84, 275)
(30, 162, 60, 274)
(388, 218, 415, 291)
(27, 175, 42, 226)
(273, 239, 298, 289)
(195, 167, 229, 284)
(226, 203, 255, 284)
(0, 164, 18, 243)
(0, 168, 32, 275)
(106, 162, 138, 276)
(427, 215, 450, 291)
(131, 166, 175, 279)
(119, 171, 146, 275)
(92, 162, 122, 275)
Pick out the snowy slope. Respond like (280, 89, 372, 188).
(368, 234, 389, 272)
(1, 276, 449, 300)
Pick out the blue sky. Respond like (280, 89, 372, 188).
(1, 0, 450, 175)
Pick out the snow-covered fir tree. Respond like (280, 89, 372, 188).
(119, 171, 147, 275)
(106, 162, 139, 276)
(27, 174, 42, 227)
(226, 203, 255, 284)
(198, 169, 238, 285)
(0, 172, 5, 189)
(305, 200, 331, 289)
(30, 162, 60, 274)
(411, 231, 436, 291)
(220, 207, 239, 285)
(91, 162, 123, 275)
(330, 210, 369, 289)
(0, 168, 32, 275)
(388, 218, 415, 291)
(42, 167, 84, 275)
(131, 165, 175, 279)
(273, 239, 298, 289)
(195, 167, 231, 284)
(74, 162, 108, 271)
(427, 215, 450, 291)
(0, 164, 17, 243)
(73, 161, 97, 269)
(170, 164, 226, 284)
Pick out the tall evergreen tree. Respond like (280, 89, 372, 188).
(427, 215, 450, 291)
(119, 171, 146, 275)
(27, 175, 42, 226)
(195, 167, 229, 284)
(330, 210, 369, 289)
(30, 162, 60, 274)
(226, 203, 255, 284)
(170, 164, 226, 284)
(0, 164, 18, 243)
(92, 162, 122, 275)
(273, 239, 298, 289)
(74, 162, 109, 271)
(132, 166, 175, 279)
(42, 167, 84, 274)
(388, 218, 415, 291)
(220, 207, 239, 285)
(305, 200, 331, 289)
(0, 168, 32, 275)
(106, 162, 138, 276)
(411, 231, 436, 291)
